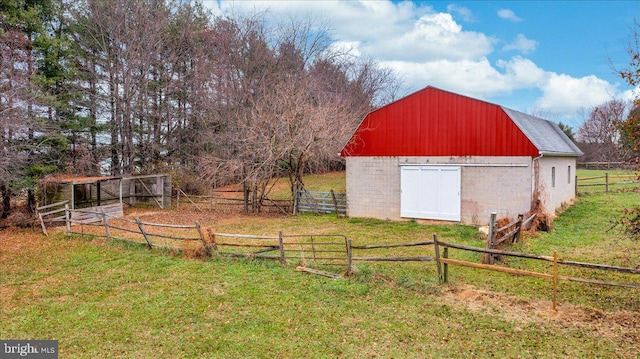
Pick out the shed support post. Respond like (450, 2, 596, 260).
(64, 204, 71, 235)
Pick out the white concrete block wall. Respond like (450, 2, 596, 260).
(345, 157, 401, 220)
(536, 156, 577, 214)
(346, 156, 535, 224)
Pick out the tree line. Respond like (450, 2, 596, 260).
(573, 98, 640, 164)
(2, 0, 639, 222)
(1, 0, 400, 215)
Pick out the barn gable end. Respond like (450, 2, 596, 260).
(341, 87, 541, 157)
(340, 86, 582, 224)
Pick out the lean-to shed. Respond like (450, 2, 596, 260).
(40, 174, 172, 210)
(340, 86, 582, 224)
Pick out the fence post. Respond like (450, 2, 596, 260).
(605, 173, 609, 192)
(278, 231, 287, 264)
(195, 221, 209, 257)
(346, 238, 353, 277)
(64, 204, 71, 235)
(293, 182, 298, 215)
(485, 212, 497, 264)
(136, 217, 153, 249)
(433, 234, 443, 284)
(102, 210, 111, 240)
(330, 189, 339, 216)
(553, 250, 558, 312)
(512, 214, 524, 244)
(38, 213, 49, 238)
(206, 228, 219, 254)
(443, 247, 449, 284)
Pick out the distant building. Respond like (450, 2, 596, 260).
(340, 86, 582, 224)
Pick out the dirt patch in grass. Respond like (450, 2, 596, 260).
(441, 284, 640, 344)
(123, 207, 285, 228)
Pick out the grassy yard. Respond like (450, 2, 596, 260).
(576, 168, 639, 193)
(1, 170, 639, 358)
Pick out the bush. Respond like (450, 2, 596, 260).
(613, 207, 640, 240)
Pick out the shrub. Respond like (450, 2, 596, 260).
(613, 207, 640, 240)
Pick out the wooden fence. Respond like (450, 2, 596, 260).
(63, 207, 207, 252)
(578, 161, 637, 170)
(36, 201, 123, 237)
(432, 234, 640, 310)
(175, 189, 292, 214)
(484, 212, 536, 264)
(51, 207, 639, 308)
(576, 173, 639, 193)
(296, 189, 346, 215)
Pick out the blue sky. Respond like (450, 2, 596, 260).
(203, 1, 640, 128)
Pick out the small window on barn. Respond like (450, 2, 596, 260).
(551, 167, 556, 188)
(568, 166, 571, 184)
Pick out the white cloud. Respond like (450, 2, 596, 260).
(383, 58, 508, 99)
(535, 74, 619, 117)
(497, 57, 547, 87)
(363, 13, 495, 62)
(503, 34, 538, 54)
(385, 56, 548, 100)
(203, 1, 626, 121)
(447, 4, 476, 22)
(497, 9, 523, 22)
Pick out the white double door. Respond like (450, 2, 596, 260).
(400, 166, 461, 221)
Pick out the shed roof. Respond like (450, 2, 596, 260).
(501, 107, 583, 156)
(42, 175, 121, 185)
(340, 86, 583, 158)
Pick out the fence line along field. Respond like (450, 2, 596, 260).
(575, 169, 639, 193)
(2, 170, 640, 358)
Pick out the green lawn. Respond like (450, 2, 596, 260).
(576, 168, 639, 193)
(1, 170, 639, 358)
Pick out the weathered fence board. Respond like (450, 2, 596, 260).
(70, 203, 124, 224)
(296, 190, 346, 215)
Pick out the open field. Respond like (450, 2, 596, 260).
(576, 168, 639, 193)
(1, 170, 639, 358)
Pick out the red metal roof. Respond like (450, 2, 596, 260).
(341, 87, 540, 157)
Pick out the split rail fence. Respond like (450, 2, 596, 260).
(484, 212, 536, 264)
(433, 234, 640, 310)
(576, 173, 639, 193)
(173, 188, 347, 216)
(48, 207, 639, 308)
(175, 188, 292, 214)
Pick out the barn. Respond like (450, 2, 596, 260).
(340, 86, 582, 224)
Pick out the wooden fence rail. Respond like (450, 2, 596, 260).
(296, 189, 346, 216)
(576, 173, 639, 193)
(484, 212, 535, 264)
(63, 207, 206, 252)
(577, 162, 637, 170)
(175, 189, 292, 214)
(53, 209, 639, 302)
(351, 240, 434, 262)
(433, 234, 640, 310)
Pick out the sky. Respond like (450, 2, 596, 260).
(202, 0, 640, 128)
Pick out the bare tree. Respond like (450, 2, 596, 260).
(577, 99, 630, 162)
(197, 12, 401, 211)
